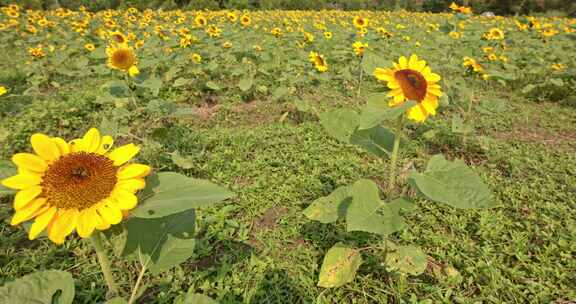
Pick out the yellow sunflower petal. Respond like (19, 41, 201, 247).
(51, 137, 70, 155)
(421, 98, 438, 115)
(28, 206, 57, 240)
(117, 164, 151, 180)
(12, 153, 48, 173)
(407, 105, 428, 122)
(413, 59, 427, 72)
(13, 185, 43, 210)
(31, 133, 61, 162)
(82, 128, 101, 153)
(98, 202, 122, 225)
(116, 178, 146, 192)
(76, 208, 98, 238)
(10, 198, 47, 226)
(425, 72, 441, 82)
(48, 208, 79, 244)
(69, 139, 84, 153)
(408, 54, 419, 69)
(112, 189, 138, 210)
(108, 144, 140, 167)
(373, 68, 393, 81)
(398, 56, 408, 69)
(97, 136, 114, 154)
(1, 173, 42, 190)
(387, 80, 400, 89)
(387, 88, 403, 97)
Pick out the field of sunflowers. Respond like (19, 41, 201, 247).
(0, 3, 575, 304)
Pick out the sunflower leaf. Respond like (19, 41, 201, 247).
(359, 94, 417, 129)
(303, 186, 351, 223)
(319, 108, 360, 143)
(345, 179, 414, 235)
(385, 245, 428, 276)
(122, 209, 197, 274)
(409, 154, 494, 209)
(133, 172, 234, 218)
(181, 293, 219, 304)
(0, 270, 75, 304)
(317, 244, 362, 288)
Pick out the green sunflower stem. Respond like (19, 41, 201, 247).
(387, 116, 404, 194)
(91, 232, 119, 298)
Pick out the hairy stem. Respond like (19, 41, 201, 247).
(91, 232, 119, 297)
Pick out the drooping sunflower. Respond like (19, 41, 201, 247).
(309, 51, 328, 73)
(106, 44, 137, 73)
(352, 41, 368, 57)
(373, 55, 443, 122)
(1, 128, 151, 244)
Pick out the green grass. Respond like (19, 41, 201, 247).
(1, 58, 575, 304)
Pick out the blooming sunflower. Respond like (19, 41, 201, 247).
(240, 14, 251, 27)
(109, 31, 128, 45)
(373, 55, 443, 122)
(0, 86, 7, 96)
(1, 128, 151, 244)
(352, 16, 368, 29)
(484, 28, 504, 40)
(106, 44, 137, 73)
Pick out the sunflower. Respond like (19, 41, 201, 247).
(352, 16, 368, 29)
(0, 86, 7, 96)
(1, 128, 151, 244)
(352, 41, 368, 57)
(191, 53, 202, 64)
(309, 51, 328, 73)
(106, 45, 137, 72)
(194, 14, 207, 27)
(323, 31, 332, 39)
(108, 31, 128, 45)
(84, 43, 95, 52)
(240, 14, 251, 27)
(373, 55, 443, 122)
(227, 12, 237, 22)
(484, 28, 505, 40)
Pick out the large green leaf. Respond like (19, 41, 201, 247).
(361, 51, 387, 75)
(0, 270, 75, 304)
(303, 186, 351, 223)
(121, 209, 197, 274)
(409, 154, 494, 209)
(350, 126, 395, 159)
(0, 160, 16, 197)
(346, 179, 413, 235)
(182, 293, 219, 304)
(317, 244, 362, 288)
(319, 108, 360, 143)
(133, 172, 234, 218)
(385, 245, 428, 276)
(359, 94, 416, 129)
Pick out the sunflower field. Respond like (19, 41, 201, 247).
(0, 3, 575, 304)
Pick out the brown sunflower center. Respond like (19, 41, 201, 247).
(394, 69, 427, 101)
(111, 49, 135, 70)
(42, 152, 118, 210)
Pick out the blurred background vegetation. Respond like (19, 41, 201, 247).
(1, 0, 575, 16)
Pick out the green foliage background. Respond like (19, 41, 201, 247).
(3, 0, 576, 16)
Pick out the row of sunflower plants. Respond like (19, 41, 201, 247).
(304, 54, 495, 288)
(0, 128, 233, 303)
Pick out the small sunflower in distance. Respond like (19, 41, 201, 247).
(373, 55, 443, 122)
(1, 128, 151, 244)
(352, 41, 368, 57)
(309, 51, 328, 73)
